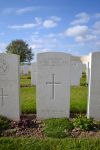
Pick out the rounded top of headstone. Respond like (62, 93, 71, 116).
(37, 52, 71, 57)
(91, 51, 100, 55)
(71, 55, 81, 62)
(0, 53, 16, 55)
(0, 53, 20, 58)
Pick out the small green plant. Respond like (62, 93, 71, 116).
(27, 76, 31, 79)
(73, 115, 94, 131)
(43, 118, 74, 138)
(82, 72, 86, 78)
(0, 115, 11, 132)
(80, 72, 87, 86)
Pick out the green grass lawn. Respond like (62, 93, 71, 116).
(0, 138, 100, 150)
(21, 87, 36, 113)
(20, 74, 88, 113)
(70, 86, 88, 113)
(20, 75, 31, 87)
(1, 73, 99, 150)
(21, 78, 31, 86)
(43, 118, 74, 138)
(21, 86, 88, 114)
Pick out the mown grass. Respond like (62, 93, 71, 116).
(1, 73, 100, 149)
(20, 74, 88, 113)
(0, 138, 100, 150)
(70, 86, 88, 113)
(20, 75, 31, 87)
(21, 78, 31, 86)
(43, 118, 73, 138)
(21, 87, 36, 113)
(80, 72, 88, 86)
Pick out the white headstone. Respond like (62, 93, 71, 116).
(86, 62, 90, 83)
(20, 65, 23, 75)
(87, 52, 100, 120)
(20, 64, 30, 75)
(31, 62, 37, 85)
(71, 56, 83, 86)
(37, 52, 71, 119)
(0, 54, 20, 121)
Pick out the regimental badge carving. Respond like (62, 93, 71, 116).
(0, 55, 9, 74)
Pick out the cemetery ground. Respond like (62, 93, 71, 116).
(0, 73, 100, 150)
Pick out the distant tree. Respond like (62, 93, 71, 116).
(6, 39, 34, 63)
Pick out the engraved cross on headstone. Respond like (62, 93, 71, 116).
(0, 88, 8, 106)
(46, 74, 61, 99)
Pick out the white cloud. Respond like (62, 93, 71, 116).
(65, 25, 88, 37)
(47, 33, 56, 38)
(75, 35, 96, 42)
(95, 13, 100, 18)
(43, 20, 57, 28)
(16, 7, 34, 15)
(30, 32, 39, 38)
(64, 12, 100, 44)
(8, 23, 35, 29)
(93, 21, 100, 34)
(30, 33, 60, 53)
(64, 25, 97, 43)
(71, 12, 90, 25)
(43, 16, 61, 28)
(30, 34, 59, 61)
(95, 41, 100, 46)
(2, 6, 43, 15)
(34, 17, 42, 26)
(0, 42, 7, 52)
(50, 16, 61, 21)
(8, 17, 42, 29)
(93, 21, 100, 28)
(8, 16, 61, 30)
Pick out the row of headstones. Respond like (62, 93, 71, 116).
(20, 64, 31, 75)
(31, 60, 86, 86)
(80, 55, 91, 84)
(0, 52, 100, 121)
(20, 61, 85, 86)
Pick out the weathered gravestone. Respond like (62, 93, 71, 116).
(0, 54, 20, 121)
(37, 52, 70, 119)
(87, 52, 100, 120)
(71, 56, 83, 86)
(31, 62, 37, 85)
(80, 55, 90, 83)
(86, 62, 90, 83)
(20, 64, 30, 75)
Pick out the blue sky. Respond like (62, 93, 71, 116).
(0, 0, 100, 60)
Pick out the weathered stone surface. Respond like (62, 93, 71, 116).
(31, 62, 37, 85)
(87, 52, 100, 120)
(37, 52, 71, 119)
(0, 54, 20, 121)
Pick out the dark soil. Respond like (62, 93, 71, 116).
(0, 114, 100, 138)
(0, 114, 45, 138)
